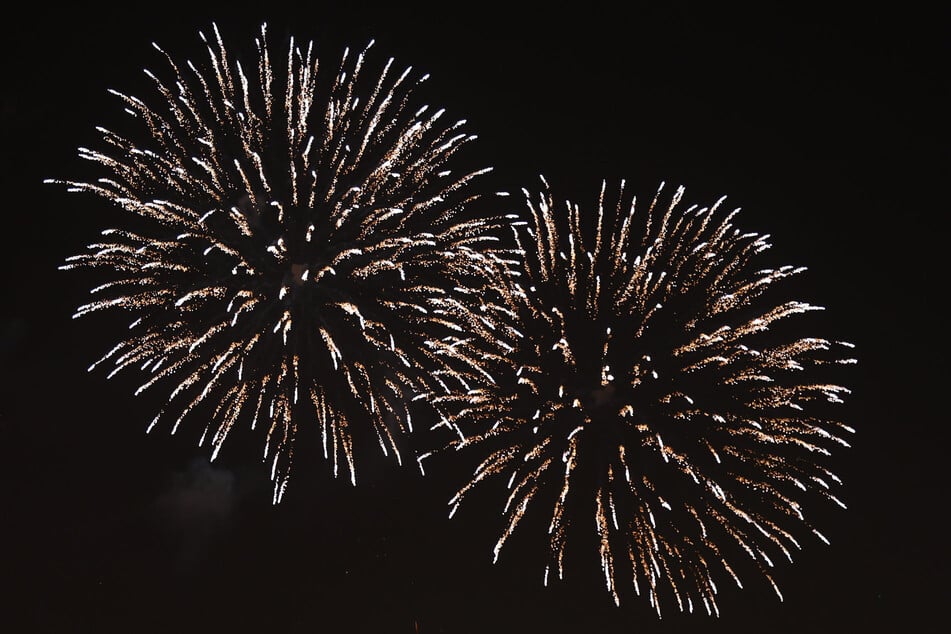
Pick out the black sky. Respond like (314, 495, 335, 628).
(2, 4, 947, 633)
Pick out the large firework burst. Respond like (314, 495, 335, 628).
(434, 177, 856, 615)
(50, 24, 511, 501)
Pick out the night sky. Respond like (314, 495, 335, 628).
(2, 4, 946, 633)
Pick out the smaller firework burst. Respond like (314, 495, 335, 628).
(430, 177, 856, 616)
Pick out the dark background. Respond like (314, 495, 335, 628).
(2, 4, 946, 633)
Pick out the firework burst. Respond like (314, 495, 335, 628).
(50, 23, 511, 501)
(434, 177, 856, 615)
